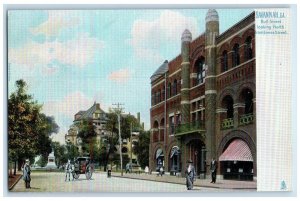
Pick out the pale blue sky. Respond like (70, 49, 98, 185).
(8, 9, 253, 144)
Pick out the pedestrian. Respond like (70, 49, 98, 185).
(107, 164, 112, 178)
(210, 157, 218, 183)
(125, 163, 130, 174)
(65, 159, 73, 181)
(185, 159, 196, 190)
(159, 166, 164, 176)
(144, 166, 149, 174)
(22, 159, 31, 189)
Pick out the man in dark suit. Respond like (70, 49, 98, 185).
(210, 158, 218, 183)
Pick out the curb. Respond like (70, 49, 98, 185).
(111, 175, 257, 190)
(9, 175, 22, 190)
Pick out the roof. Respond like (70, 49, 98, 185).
(150, 60, 168, 82)
(75, 111, 85, 116)
(76, 102, 106, 121)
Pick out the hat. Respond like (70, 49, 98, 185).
(187, 159, 193, 163)
(25, 159, 29, 162)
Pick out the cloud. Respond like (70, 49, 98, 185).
(42, 90, 106, 144)
(42, 91, 94, 119)
(128, 10, 198, 62)
(108, 68, 131, 83)
(30, 10, 80, 38)
(8, 33, 105, 68)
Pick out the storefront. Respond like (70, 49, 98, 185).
(219, 139, 254, 181)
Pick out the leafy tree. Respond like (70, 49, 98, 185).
(77, 119, 97, 159)
(133, 130, 150, 169)
(8, 79, 59, 172)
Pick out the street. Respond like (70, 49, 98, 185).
(9, 171, 243, 193)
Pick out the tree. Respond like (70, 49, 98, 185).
(8, 79, 59, 173)
(133, 130, 150, 169)
(77, 119, 97, 159)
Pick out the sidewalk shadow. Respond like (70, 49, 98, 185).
(29, 187, 40, 190)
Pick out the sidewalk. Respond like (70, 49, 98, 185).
(111, 172, 257, 190)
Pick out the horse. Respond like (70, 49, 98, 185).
(65, 160, 74, 181)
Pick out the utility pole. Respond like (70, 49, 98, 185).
(130, 122, 133, 164)
(112, 103, 124, 176)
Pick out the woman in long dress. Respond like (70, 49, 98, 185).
(185, 160, 196, 190)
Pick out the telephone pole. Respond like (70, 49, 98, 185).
(112, 103, 124, 176)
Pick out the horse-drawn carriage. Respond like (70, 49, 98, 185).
(71, 157, 94, 180)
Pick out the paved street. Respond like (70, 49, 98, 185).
(9, 171, 251, 193)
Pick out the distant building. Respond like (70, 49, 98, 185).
(150, 10, 256, 181)
(65, 103, 143, 165)
(65, 102, 109, 153)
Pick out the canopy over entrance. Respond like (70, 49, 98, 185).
(219, 139, 253, 161)
(156, 148, 164, 159)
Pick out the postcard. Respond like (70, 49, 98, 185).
(5, 5, 294, 194)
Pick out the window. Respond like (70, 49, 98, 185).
(195, 57, 205, 85)
(173, 79, 177, 95)
(161, 88, 165, 101)
(168, 83, 172, 98)
(169, 116, 175, 135)
(244, 37, 253, 61)
(222, 50, 228, 72)
(232, 44, 240, 67)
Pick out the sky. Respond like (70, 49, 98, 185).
(8, 8, 253, 144)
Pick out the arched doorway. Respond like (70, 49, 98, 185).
(155, 148, 164, 172)
(186, 139, 206, 177)
(169, 146, 180, 175)
(219, 138, 253, 180)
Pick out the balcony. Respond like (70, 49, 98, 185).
(174, 121, 205, 137)
(239, 113, 254, 126)
(221, 118, 234, 130)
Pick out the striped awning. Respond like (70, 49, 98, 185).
(219, 139, 253, 161)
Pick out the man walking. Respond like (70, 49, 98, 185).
(22, 159, 31, 189)
(210, 158, 218, 183)
(185, 160, 196, 190)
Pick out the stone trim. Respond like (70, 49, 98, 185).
(205, 90, 217, 95)
(181, 62, 190, 65)
(190, 73, 197, 78)
(216, 108, 227, 113)
(181, 100, 190, 104)
(233, 103, 246, 108)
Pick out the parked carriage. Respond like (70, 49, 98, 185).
(72, 157, 94, 180)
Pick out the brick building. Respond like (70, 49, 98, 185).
(149, 9, 256, 180)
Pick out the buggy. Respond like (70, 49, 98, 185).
(72, 157, 94, 180)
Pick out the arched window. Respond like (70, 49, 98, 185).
(232, 43, 240, 67)
(168, 82, 172, 98)
(222, 95, 234, 118)
(244, 37, 253, 61)
(222, 50, 228, 72)
(173, 79, 177, 95)
(161, 88, 165, 101)
(195, 57, 205, 85)
(241, 88, 253, 114)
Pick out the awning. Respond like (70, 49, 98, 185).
(219, 139, 253, 161)
(170, 146, 179, 158)
(156, 148, 164, 159)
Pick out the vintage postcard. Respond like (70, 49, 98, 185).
(5, 5, 294, 195)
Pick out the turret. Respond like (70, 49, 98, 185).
(180, 29, 192, 124)
(205, 9, 219, 163)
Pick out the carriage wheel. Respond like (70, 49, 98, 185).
(85, 166, 93, 180)
(73, 172, 80, 179)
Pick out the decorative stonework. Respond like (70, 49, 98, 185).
(206, 9, 219, 23)
(181, 29, 192, 42)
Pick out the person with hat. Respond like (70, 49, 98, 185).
(185, 159, 196, 190)
(22, 159, 31, 189)
(210, 157, 218, 183)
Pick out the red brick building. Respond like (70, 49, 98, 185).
(150, 9, 256, 180)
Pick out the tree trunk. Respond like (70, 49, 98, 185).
(14, 161, 17, 175)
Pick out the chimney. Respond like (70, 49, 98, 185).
(96, 103, 100, 110)
(137, 112, 140, 124)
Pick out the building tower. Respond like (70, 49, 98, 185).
(205, 9, 219, 163)
(180, 29, 192, 125)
